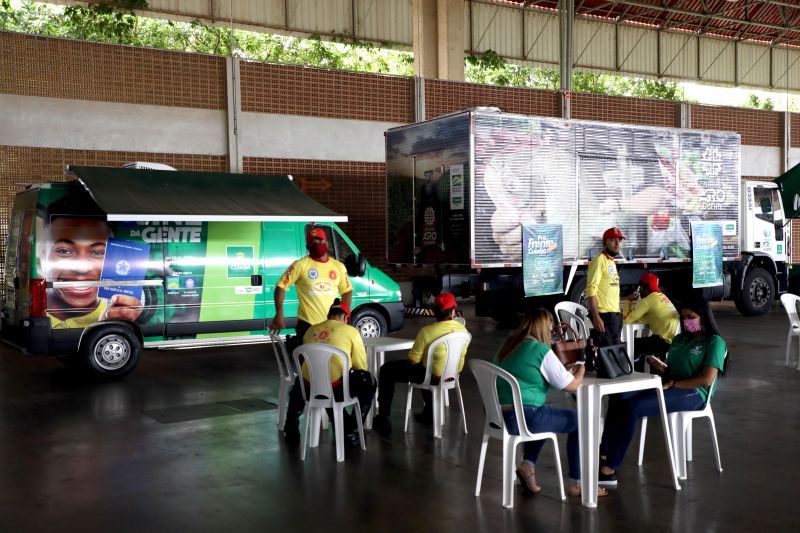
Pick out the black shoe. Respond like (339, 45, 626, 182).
(283, 417, 301, 446)
(598, 469, 618, 487)
(372, 415, 392, 437)
(344, 429, 364, 448)
(414, 410, 433, 425)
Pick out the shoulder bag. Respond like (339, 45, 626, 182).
(596, 343, 633, 379)
(552, 322, 587, 367)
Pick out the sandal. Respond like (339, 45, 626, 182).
(516, 463, 542, 494)
(567, 482, 609, 498)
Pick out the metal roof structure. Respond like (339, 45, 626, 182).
(502, 1, 800, 47)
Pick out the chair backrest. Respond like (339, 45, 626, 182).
(469, 359, 532, 438)
(780, 293, 800, 329)
(292, 344, 352, 404)
(627, 323, 650, 340)
(705, 350, 728, 407)
(269, 333, 294, 380)
(454, 316, 466, 326)
(422, 331, 472, 386)
(559, 310, 589, 341)
(555, 302, 591, 331)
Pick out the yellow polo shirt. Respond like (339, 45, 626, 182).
(48, 300, 107, 329)
(624, 291, 680, 343)
(276, 256, 351, 325)
(407, 319, 470, 377)
(301, 319, 367, 383)
(585, 252, 620, 313)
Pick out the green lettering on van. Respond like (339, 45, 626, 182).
(226, 246, 255, 277)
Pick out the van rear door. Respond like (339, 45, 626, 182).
(2, 190, 37, 328)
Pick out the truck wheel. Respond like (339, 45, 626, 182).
(735, 267, 775, 317)
(567, 276, 587, 305)
(80, 325, 141, 379)
(352, 308, 387, 339)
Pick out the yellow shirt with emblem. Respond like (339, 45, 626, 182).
(407, 319, 470, 377)
(48, 300, 107, 329)
(276, 256, 352, 325)
(624, 291, 680, 343)
(301, 319, 367, 383)
(585, 252, 620, 313)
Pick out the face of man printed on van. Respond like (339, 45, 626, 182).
(46, 216, 111, 309)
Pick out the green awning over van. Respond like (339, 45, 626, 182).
(67, 166, 347, 223)
(774, 162, 800, 219)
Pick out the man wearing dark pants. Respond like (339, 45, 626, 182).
(372, 293, 469, 437)
(586, 227, 625, 348)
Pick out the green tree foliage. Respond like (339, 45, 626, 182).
(744, 93, 775, 111)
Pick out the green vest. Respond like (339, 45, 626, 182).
(495, 339, 551, 407)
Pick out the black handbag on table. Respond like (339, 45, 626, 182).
(596, 343, 634, 379)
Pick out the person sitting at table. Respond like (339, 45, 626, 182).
(282, 299, 376, 447)
(598, 294, 727, 486)
(494, 308, 607, 498)
(372, 292, 468, 437)
(623, 273, 680, 367)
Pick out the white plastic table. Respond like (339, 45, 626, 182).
(363, 336, 415, 428)
(577, 372, 681, 508)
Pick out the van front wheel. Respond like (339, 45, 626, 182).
(81, 326, 141, 379)
(352, 308, 387, 339)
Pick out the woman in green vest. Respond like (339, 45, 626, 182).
(495, 308, 606, 498)
(598, 295, 727, 486)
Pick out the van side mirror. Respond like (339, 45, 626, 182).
(345, 254, 367, 277)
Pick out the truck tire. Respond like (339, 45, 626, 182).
(352, 308, 387, 339)
(735, 267, 775, 317)
(80, 325, 141, 379)
(567, 276, 587, 305)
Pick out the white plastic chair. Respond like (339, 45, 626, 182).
(637, 374, 723, 480)
(404, 331, 471, 438)
(555, 302, 592, 333)
(780, 293, 800, 370)
(454, 316, 466, 326)
(269, 333, 295, 431)
(470, 360, 566, 508)
(292, 344, 366, 462)
(558, 309, 590, 342)
(621, 323, 651, 365)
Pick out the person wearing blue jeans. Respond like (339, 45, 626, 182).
(494, 309, 607, 498)
(598, 295, 728, 485)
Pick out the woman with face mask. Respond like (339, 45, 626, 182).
(597, 294, 727, 486)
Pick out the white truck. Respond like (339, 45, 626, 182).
(386, 107, 789, 318)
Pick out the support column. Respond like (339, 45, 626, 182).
(226, 56, 242, 173)
(412, 0, 464, 81)
(783, 110, 791, 174)
(559, 0, 574, 119)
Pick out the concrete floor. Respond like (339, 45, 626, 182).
(0, 301, 798, 532)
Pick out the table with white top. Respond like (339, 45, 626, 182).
(362, 336, 415, 428)
(577, 372, 681, 508)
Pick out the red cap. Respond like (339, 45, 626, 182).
(433, 292, 457, 312)
(640, 273, 660, 293)
(306, 227, 327, 244)
(602, 227, 626, 241)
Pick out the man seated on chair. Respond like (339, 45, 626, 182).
(283, 299, 376, 446)
(623, 273, 679, 369)
(372, 292, 469, 437)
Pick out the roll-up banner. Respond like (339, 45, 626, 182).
(691, 221, 724, 288)
(522, 224, 563, 297)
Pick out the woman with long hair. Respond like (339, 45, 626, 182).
(598, 294, 727, 486)
(495, 308, 606, 498)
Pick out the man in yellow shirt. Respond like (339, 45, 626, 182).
(372, 293, 469, 437)
(283, 299, 375, 446)
(270, 227, 352, 347)
(624, 273, 679, 365)
(586, 227, 625, 347)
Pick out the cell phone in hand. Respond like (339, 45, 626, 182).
(645, 355, 668, 370)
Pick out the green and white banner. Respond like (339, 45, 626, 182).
(691, 221, 724, 288)
(522, 223, 563, 297)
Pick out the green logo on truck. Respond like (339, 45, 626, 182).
(226, 246, 255, 277)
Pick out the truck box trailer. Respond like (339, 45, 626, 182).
(386, 107, 789, 318)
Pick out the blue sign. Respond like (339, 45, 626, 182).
(523, 224, 563, 297)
